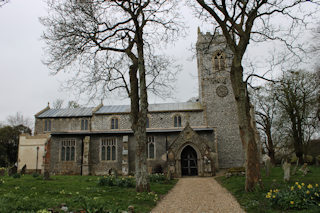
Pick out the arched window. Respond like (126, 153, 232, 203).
(61, 147, 65, 161)
(212, 51, 226, 71)
(101, 146, 106, 161)
(107, 146, 111, 160)
(111, 118, 119, 129)
(112, 145, 116, 160)
(66, 147, 70, 161)
(174, 115, 182, 127)
(147, 136, 155, 159)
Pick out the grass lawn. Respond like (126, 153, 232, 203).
(216, 166, 320, 213)
(0, 174, 177, 213)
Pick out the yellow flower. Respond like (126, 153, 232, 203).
(291, 186, 294, 191)
(269, 189, 273, 192)
(290, 201, 294, 205)
(272, 195, 276, 198)
(298, 185, 302, 189)
(315, 184, 319, 187)
(306, 190, 310, 194)
(266, 194, 271, 199)
(307, 184, 313, 189)
(301, 183, 305, 186)
(315, 192, 319, 197)
(295, 182, 299, 185)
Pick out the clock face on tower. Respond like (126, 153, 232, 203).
(216, 85, 229, 97)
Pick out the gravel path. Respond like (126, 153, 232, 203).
(151, 177, 245, 213)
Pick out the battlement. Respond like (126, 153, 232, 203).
(196, 27, 226, 45)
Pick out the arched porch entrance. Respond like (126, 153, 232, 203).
(181, 145, 198, 176)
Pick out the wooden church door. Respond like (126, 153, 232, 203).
(181, 145, 198, 176)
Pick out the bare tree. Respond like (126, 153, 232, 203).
(252, 86, 277, 165)
(274, 70, 319, 164)
(7, 112, 32, 129)
(0, 0, 9, 8)
(52, 99, 64, 109)
(41, 0, 182, 192)
(191, 0, 319, 191)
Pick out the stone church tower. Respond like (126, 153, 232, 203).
(196, 29, 244, 168)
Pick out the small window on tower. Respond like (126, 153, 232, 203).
(212, 51, 225, 71)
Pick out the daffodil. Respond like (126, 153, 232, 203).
(306, 190, 310, 194)
(315, 184, 318, 187)
(291, 186, 294, 191)
(307, 184, 313, 189)
(298, 185, 302, 189)
(295, 182, 299, 185)
(290, 201, 294, 205)
(301, 183, 305, 186)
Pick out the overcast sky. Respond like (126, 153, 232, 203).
(0, 0, 317, 125)
(0, 0, 205, 124)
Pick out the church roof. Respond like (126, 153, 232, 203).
(37, 107, 94, 118)
(36, 102, 202, 118)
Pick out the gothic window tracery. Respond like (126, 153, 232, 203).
(61, 139, 76, 161)
(147, 136, 155, 159)
(212, 51, 226, 71)
(101, 138, 117, 161)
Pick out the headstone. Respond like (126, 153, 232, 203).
(20, 164, 27, 175)
(44, 171, 50, 180)
(8, 165, 17, 176)
(262, 154, 271, 177)
(282, 161, 290, 182)
(299, 163, 309, 176)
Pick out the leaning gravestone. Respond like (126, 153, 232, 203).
(299, 163, 309, 176)
(20, 164, 27, 175)
(8, 165, 17, 176)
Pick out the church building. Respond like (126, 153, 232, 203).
(18, 30, 245, 177)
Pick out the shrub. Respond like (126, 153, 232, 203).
(98, 176, 135, 188)
(149, 173, 166, 183)
(304, 155, 314, 164)
(152, 164, 163, 174)
(32, 173, 40, 178)
(291, 154, 298, 163)
(266, 182, 320, 210)
(12, 173, 21, 179)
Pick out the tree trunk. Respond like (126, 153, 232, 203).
(134, 30, 150, 192)
(266, 124, 275, 165)
(230, 59, 261, 192)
